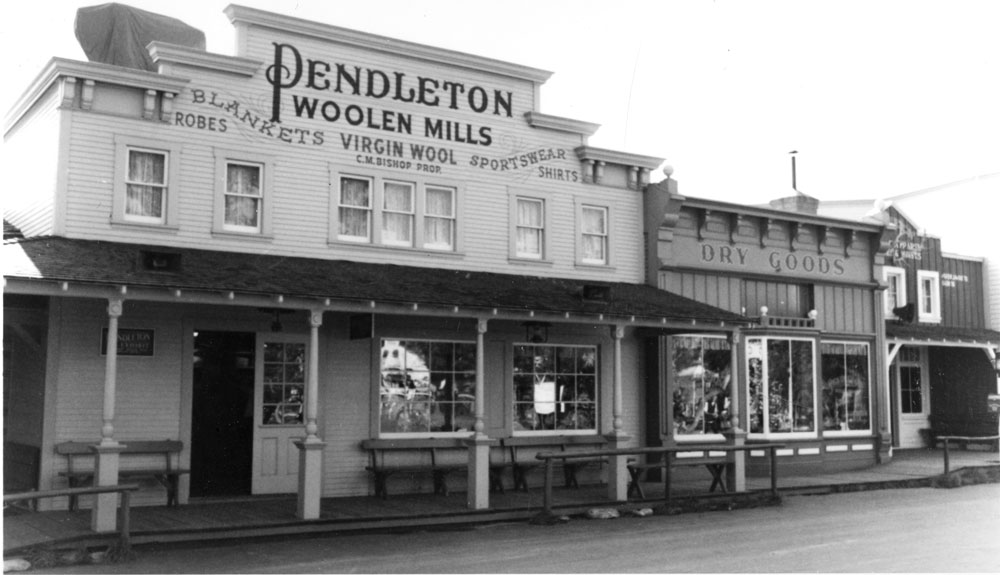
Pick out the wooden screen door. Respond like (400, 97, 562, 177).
(252, 334, 308, 494)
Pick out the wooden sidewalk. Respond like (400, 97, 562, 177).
(5, 446, 998, 556)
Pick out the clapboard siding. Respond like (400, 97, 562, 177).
(55, 36, 646, 283)
(4, 85, 62, 237)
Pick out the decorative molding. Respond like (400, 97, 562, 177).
(524, 111, 600, 137)
(148, 42, 262, 77)
(574, 145, 664, 171)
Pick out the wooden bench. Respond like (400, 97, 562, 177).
(503, 435, 607, 491)
(361, 438, 505, 498)
(54, 440, 188, 510)
(938, 434, 1000, 474)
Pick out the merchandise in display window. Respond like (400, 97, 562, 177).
(513, 344, 597, 432)
(379, 339, 476, 435)
(671, 335, 732, 435)
(262, 342, 306, 425)
(820, 342, 871, 432)
(748, 337, 816, 435)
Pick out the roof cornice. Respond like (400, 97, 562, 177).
(5, 58, 190, 131)
(682, 195, 885, 232)
(148, 42, 261, 77)
(223, 4, 553, 84)
(525, 112, 600, 137)
(574, 146, 664, 171)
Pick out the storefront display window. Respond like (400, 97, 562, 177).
(821, 342, 870, 432)
(262, 342, 306, 425)
(671, 335, 732, 436)
(379, 339, 476, 435)
(748, 337, 816, 435)
(513, 344, 597, 433)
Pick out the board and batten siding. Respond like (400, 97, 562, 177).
(814, 284, 876, 334)
(939, 255, 987, 329)
(55, 26, 645, 284)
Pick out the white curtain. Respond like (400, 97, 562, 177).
(126, 151, 165, 218)
(424, 187, 454, 249)
(516, 199, 542, 256)
(339, 177, 371, 239)
(581, 207, 606, 262)
(382, 182, 413, 245)
(225, 164, 261, 228)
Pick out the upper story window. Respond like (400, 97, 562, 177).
(515, 198, 545, 259)
(917, 270, 941, 323)
(883, 266, 907, 314)
(338, 176, 373, 243)
(382, 181, 414, 246)
(112, 136, 181, 229)
(125, 149, 167, 224)
(213, 149, 274, 238)
(224, 162, 262, 232)
(580, 204, 609, 265)
(333, 170, 460, 251)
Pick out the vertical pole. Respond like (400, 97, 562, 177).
(943, 438, 951, 474)
(93, 298, 124, 532)
(297, 310, 326, 520)
(663, 450, 673, 506)
(723, 330, 747, 492)
(605, 326, 630, 501)
(119, 490, 132, 551)
(467, 319, 491, 510)
(770, 446, 779, 497)
(544, 457, 554, 515)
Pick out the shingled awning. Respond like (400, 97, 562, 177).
(3, 237, 749, 329)
(886, 321, 1000, 347)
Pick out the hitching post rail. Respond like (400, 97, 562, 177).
(938, 435, 1000, 474)
(3, 484, 140, 549)
(533, 444, 784, 522)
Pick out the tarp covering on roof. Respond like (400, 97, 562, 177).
(74, 3, 205, 72)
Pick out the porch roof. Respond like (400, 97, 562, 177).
(2, 236, 749, 328)
(885, 321, 1000, 348)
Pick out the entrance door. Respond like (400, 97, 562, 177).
(191, 331, 254, 497)
(893, 346, 930, 448)
(252, 334, 308, 494)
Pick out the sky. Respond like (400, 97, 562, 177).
(3, 0, 999, 205)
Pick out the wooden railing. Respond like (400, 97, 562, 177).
(3, 484, 140, 549)
(531, 444, 783, 521)
(938, 435, 1000, 474)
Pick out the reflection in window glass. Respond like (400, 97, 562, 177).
(747, 337, 815, 434)
(513, 344, 597, 432)
(671, 336, 732, 435)
(821, 342, 870, 431)
(261, 342, 305, 425)
(379, 339, 476, 434)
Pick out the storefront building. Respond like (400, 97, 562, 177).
(819, 201, 1000, 448)
(643, 182, 895, 473)
(2, 5, 748, 528)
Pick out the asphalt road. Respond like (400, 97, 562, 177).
(36, 484, 1000, 573)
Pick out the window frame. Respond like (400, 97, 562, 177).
(576, 201, 613, 267)
(745, 335, 818, 440)
(511, 343, 599, 437)
(668, 334, 733, 442)
(330, 167, 463, 253)
(376, 337, 477, 438)
(916, 270, 941, 323)
(509, 191, 552, 264)
(381, 180, 416, 247)
(212, 151, 275, 238)
(819, 340, 872, 436)
(111, 135, 181, 229)
(882, 266, 907, 315)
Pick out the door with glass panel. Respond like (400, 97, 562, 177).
(892, 346, 930, 448)
(252, 334, 307, 493)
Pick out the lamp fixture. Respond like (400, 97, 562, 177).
(523, 321, 551, 344)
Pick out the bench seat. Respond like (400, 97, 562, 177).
(361, 438, 504, 498)
(54, 440, 189, 510)
(503, 435, 607, 491)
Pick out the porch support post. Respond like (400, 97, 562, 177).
(723, 329, 747, 492)
(875, 299, 893, 462)
(605, 325, 630, 502)
(93, 298, 125, 532)
(296, 310, 325, 520)
(467, 318, 491, 510)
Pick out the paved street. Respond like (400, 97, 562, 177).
(36, 484, 1000, 573)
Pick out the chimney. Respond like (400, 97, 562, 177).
(769, 151, 819, 214)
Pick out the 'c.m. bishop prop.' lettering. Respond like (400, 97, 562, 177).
(267, 43, 512, 147)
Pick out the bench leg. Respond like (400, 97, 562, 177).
(433, 471, 449, 496)
(513, 466, 529, 492)
(489, 468, 504, 493)
(707, 464, 727, 493)
(67, 477, 82, 511)
(373, 473, 388, 499)
(166, 475, 179, 507)
(627, 467, 645, 500)
(563, 464, 579, 489)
